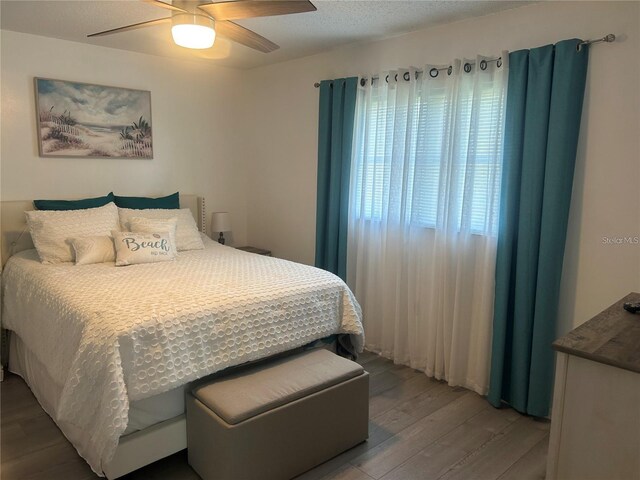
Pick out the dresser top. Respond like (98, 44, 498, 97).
(553, 292, 640, 374)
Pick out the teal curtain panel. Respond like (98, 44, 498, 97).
(488, 40, 589, 417)
(315, 77, 358, 281)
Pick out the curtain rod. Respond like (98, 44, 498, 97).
(577, 33, 616, 51)
(313, 34, 616, 88)
(313, 57, 500, 89)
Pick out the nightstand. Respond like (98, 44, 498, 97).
(236, 246, 272, 256)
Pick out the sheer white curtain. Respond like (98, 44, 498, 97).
(348, 54, 508, 394)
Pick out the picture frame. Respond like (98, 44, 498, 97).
(34, 77, 153, 159)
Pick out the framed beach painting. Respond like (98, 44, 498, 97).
(35, 78, 153, 159)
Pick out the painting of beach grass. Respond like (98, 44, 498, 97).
(35, 78, 153, 159)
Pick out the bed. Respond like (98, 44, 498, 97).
(0, 195, 364, 478)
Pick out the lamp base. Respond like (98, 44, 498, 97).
(218, 232, 226, 245)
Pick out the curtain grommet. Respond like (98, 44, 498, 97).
(480, 60, 488, 71)
(464, 63, 472, 73)
(403, 72, 410, 81)
(429, 68, 439, 78)
(447, 65, 453, 76)
(497, 58, 503, 68)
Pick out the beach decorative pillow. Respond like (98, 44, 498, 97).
(127, 217, 178, 255)
(118, 208, 204, 251)
(112, 231, 176, 266)
(26, 202, 120, 264)
(71, 236, 116, 265)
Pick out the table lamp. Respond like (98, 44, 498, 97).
(211, 212, 231, 245)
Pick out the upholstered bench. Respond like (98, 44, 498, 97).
(186, 349, 369, 480)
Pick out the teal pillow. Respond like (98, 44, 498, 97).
(114, 192, 180, 210)
(34, 192, 115, 211)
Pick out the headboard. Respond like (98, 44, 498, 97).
(0, 194, 205, 266)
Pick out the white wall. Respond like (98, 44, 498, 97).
(243, 1, 640, 331)
(1, 30, 248, 245)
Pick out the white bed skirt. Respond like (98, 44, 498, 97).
(9, 332, 186, 435)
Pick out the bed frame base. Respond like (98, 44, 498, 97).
(104, 415, 187, 479)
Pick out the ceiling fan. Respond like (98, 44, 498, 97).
(88, 0, 317, 52)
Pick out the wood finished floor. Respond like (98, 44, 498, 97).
(1, 351, 550, 480)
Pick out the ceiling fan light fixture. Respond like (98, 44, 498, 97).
(171, 13, 215, 49)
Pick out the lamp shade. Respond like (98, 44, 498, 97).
(171, 13, 215, 50)
(211, 212, 231, 232)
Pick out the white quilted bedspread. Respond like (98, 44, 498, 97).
(2, 238, 363, 476)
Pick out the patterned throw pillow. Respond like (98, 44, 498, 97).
(26, 202, 120, 264)
(70, 236, 116, 265)
(118, 208, 204, 251)
(112, 231, 177, 266)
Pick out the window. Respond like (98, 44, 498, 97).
(351, 64, 507, 236)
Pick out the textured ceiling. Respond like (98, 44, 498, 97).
(0, 1, 533, 69)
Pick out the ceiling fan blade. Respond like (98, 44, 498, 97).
(215, 20, 279, 53)
(142, 0, 187, 13)
(88, 17, 171, 37)
(198, 1, 315, 21)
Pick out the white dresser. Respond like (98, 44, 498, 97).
(546, 293, 640, 480)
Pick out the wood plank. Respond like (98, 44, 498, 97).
(369, 372, 439, 418)
(1, 376, 50, 424)
(368, 370, 406, 396)
(381, 441, 471, 480)
(1, 440, 94, 479)
(362, 356, 400, 376)
(351, 393, 488, 478)
(498, 436, 550, 480)
(1, 412, 69, 463)
(125, 450, 199, 479)
(395, 380, 468, 420)
(380, 406, 522, 480)
(319, 464, 374, 480)
(465, 405, 521, 432)
(369, 408, 419, 445)
(356, 350, 379, 365)
(385, 362, 423, 380)
(436, 408, 519, 453)
(1, 374, 35, 405)
(25, 458, 98, 480)
(438, 416, 549, 480)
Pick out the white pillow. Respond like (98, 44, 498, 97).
(128, 217, 178, 255)
(26, 202, 120, 264)
(118, 208, 204, 251)
(71, 236, 116, 265)
(112, 231, 177, 266)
